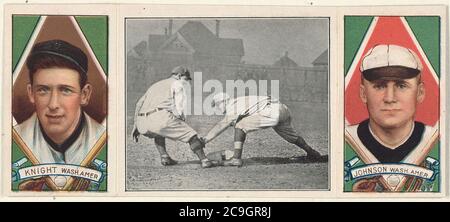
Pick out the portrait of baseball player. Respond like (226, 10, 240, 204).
(344, 16, 440, 192)
(131, 66, 216, 168)
(202, 93, 322, 167)
(15, 40, 103, 164)
(11, 16, 108, 191)
(347, 44, 429, 163)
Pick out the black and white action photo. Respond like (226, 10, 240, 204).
(125, 18, 329, 190)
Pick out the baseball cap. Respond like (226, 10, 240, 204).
(360, 44, 422, 81)
(171, 65, 192, 80)
(26, 39, 88, 74)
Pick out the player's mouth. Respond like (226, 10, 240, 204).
(46, 114, 64, 123)
(380, 109, 401, 113)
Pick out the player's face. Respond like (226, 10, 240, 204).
(360, 77, 424, 130)
(175, 73, 191, 83)
(180, 75, 190, 82)
(27, 67, 92, 143)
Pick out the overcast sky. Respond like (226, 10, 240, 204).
(126, 18, 328, 67)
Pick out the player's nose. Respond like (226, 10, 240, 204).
(383, 83, 397, 103)
(47, 90, 60, 110)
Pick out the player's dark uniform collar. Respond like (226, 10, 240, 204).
(40, 112, 86, 154)
(357, 119, 425, 163)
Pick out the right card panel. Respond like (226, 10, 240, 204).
(344, 16, 441, 193)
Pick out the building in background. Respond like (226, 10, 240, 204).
(127, 20, 328, 118)
(312, 49, 328, 70)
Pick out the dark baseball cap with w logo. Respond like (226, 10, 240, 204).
(26, 39, 88, 75)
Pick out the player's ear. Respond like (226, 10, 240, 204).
(417, 81, 425, 103)
(359, 81, 367, 104)
(27, 84, 35, 104)
(80, 83, 92, 106)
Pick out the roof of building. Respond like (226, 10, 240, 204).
(273, 52, 299, 67)
(147, 34, 167, 51)
(312, 49, 328, 65)
(147, 21, 244, 56)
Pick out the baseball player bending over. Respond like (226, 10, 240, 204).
(202, 93, 322, 167)
(132, 66, 216, 168)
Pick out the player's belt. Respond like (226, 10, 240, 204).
(138, 108, 164, 116)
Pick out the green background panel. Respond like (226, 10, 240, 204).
(11, 141, 31, 191)
(12, 15, 40, 72)
(96, 145, 108, 192)
(405, 17, 440, 76)
(344, 16, 373, 75)
(75, 16, 108, 74)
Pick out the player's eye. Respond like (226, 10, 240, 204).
(373, 83, 386, 89)
(60, 87, 74, 95)
(396, 82, 409, 89)
(35, 87, 50, 95)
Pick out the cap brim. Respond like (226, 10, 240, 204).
(28, 51, 87, 74)
(362, 66, 420, 81)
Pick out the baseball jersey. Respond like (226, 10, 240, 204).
(346, 119, 436, 192)
(14, 112, 105, 165)
(346, 119, 434, 164)
(14, 112, 105, 189)
(133, 77, 196, 143)
(204, 96, 301, 143)
(134, 77, 187, 119)
(222, 96, 274, 125)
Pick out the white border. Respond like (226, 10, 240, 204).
(0, 2, 447, 202)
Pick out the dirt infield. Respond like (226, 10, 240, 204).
(126, 115, 329, 190)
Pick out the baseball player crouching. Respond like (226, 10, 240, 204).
(202, 93, 322, 167)
(131, 66, 216, 168)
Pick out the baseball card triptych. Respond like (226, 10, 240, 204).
(0, 2, 448, 201)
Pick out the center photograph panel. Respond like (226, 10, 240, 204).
(125, 18, 329, 190)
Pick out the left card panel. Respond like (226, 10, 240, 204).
(10, 15, 108, 192)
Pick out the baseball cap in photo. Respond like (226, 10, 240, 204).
(360, 44, 423, 81)
(171, 65, 192, 80)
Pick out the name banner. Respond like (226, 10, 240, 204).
(350, 163, 435, 181)
(18, 164, 103, 182)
